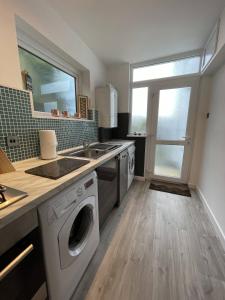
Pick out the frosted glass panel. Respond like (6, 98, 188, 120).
(133, 57, 200, 82)
(156, 87, 191, 140)
(154, 145, 184, 178)
(130, 87, 148, 133)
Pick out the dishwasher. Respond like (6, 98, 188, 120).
(96, 156, 118, 229)
(96, 150, 128, 229)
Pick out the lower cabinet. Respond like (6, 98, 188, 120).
(0, 212, 47, 300)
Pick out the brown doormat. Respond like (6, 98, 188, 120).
(150, 180, 191, 197)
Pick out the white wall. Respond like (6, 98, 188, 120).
(189, 76, 212, 186)
(107, 63, 130, 113)
(197, 62, 225, 242)
(0, 0, 106, 102)
(0, 1, 22, 89)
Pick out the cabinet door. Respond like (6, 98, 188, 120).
(0, 228, 46, 300)
(96, 85, 118, 128)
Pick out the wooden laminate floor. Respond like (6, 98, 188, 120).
(72, 180, 225, 300)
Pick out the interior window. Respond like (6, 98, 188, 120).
(130, 87, 148, 134)
(132, 56, 200, 82)
(18, 47, 77, 116)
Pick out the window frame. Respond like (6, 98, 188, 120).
(129, 86, 149, 135)
(131, 51, 202, 84)
(129, 52, 202, 136)
(17, 36, 80, 120)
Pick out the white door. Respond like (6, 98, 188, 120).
(148, 77, 199, 183)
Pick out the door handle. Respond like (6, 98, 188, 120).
(182, 136, 191, 143)
(0, 244, 34, 281)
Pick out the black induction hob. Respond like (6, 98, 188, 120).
(25, 158, 90, 180)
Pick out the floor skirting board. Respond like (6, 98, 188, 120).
(196, 187, 225, 251)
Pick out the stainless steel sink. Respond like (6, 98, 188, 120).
(62, 148, 106, 159)
(89, 143, 121, 151)
(61, 143, 122, 159)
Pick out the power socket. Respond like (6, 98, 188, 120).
(7, 135, 20, 147)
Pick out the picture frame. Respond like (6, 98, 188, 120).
(78, 95, 89, 119)
(21, 70, 33, 91)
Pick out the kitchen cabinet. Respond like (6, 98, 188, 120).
(95, 84, 118, 128)
(0, 210, 47, 300)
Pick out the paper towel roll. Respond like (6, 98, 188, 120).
(39, 130, 58, 160)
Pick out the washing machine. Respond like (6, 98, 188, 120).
(38, 171, 99, 300)
(128, 145, 135, 189)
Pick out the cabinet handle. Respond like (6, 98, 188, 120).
(0, 244, 34, 281)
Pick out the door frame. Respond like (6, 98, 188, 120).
(144, 76, 200, 183)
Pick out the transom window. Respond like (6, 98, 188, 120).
(18, 47, 77, 116)
(132, 56, 201, 82)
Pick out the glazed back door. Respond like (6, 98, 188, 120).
(149, 78, 198, 183)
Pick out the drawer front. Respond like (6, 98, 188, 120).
(0, 227, 46, 300)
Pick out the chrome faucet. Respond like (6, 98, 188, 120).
(82, 123, 91, 149)
(83, 140, 90, 149)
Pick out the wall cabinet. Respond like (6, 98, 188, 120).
(95, 84, 118, 128)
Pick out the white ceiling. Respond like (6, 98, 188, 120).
(47, 0, 225, 65)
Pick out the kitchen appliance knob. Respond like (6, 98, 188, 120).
(77, 187, 83, 196)
(0, 185, 7, 193)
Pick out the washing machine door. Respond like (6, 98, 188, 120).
(129, 154, 135, 175)
(58, 196, 95, 269)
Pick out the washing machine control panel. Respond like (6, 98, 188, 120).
(76, 186, 84, 197)
(47, 173, 96, 223)
(51, 196, 78, 219)
(76, 178, 94, 197)
(50, 185, 90, 219)
(84, 178, 94, 189)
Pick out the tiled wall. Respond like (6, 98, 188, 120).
(0, 86, 98, 162)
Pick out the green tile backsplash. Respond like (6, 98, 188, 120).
(0, 86, 98, 162)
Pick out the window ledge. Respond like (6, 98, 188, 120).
(127, 133, 148, 138)
(32, 111, 94, 122)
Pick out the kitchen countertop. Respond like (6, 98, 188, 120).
(0, 140, 134, 229)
